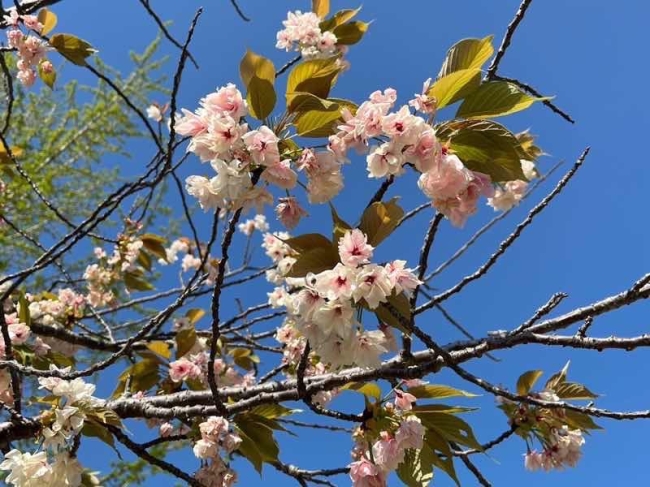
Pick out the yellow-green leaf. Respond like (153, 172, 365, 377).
(424, 432, 460, 486)
(283, 233, 333, 253)
(37, 8, 58, 36)
(285, 245, 339, 277)
(146, 341, 171, 360)
(0, 143, 22, 165)
(359, 198, 404, 247)
(516, 370, 544, 396)
(427, 68, 481, 109)
(176, 327, 197, 358)
(295, 109, 342, 137)
(340, 382, 382, 400)
(374, 292, 412, 333)
(438, 36, 494, 77)
(320, 7, 362, 31)
(408, 384, 477, 400)
(456, 81, 549, 119)
(50, 33, 96, 66)
(141, 233, 167, 262)
(330, 204, 352, 242)
(250, 404, 298, 419)
(312, 0, 330, 18)
(240, 49, 275, 88)
(246, 76, 276, 120)
(236, 417, 280, 473)
(185, 308, 205, 325)
(123, 271, 154, 292)
(554, 382, 598, 400)
(545, 361, 570, 390)
(436, 119, 526, 182)
(332, 21, 369, 45)
(420, 412, 482, 450)
(397, 447, 435, 487)
(82, 422, 115, 449)
(287, 92, 339, 113)
(37, 60, 56, 89)
(287, 58, 340, 100)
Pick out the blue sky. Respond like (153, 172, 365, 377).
(42, 0, 650, 485)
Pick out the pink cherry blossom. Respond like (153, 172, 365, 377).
(372, 432, 405, 472)
(349, 458, 386, 487)
(241, 126, 280, 166)
(395, 416, 425, 450)
(394, 389, 417, 411)
(169, 358, 201, 383)
(338, 229, 373, 268)
(174, 109, 207, 137)
(275, 197, 308, 229)
(201, 83, 247, 119)
(262, 159, 298, 189)
(385, 260, 421, 297)
(352, 264, 393, 309)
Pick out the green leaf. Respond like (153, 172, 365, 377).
(438, 36, 494, 77)
(413, 404, 478, 415)
(285, 245, 340, 277)
(250, 404, 299, 419)
(424, 432, 460, 486)
(545, 361, 570, 390)
(112, 359, 160, 397)
(82, 421, 115, 450)
(235, 417, 280, 473)
(295, 109, 342, 137)
(456, 81, 548, 119)
(136, 250, 152, 272)
(123, 271, 154, 292)
(330, 204, 352, 242)
(563, 409, 602, 431)
(287, 58, 340, 100)
(283, 233, 333, 253)
(146, 341, 171, 360)
(18, 292, 31, 327)
(246, 76, 276, 120)
(37, 8, 58, 36)
(332, 21, 369, 45)
(320, 7, 362, 31)
(419, 412, 482, 450)
(287, 92, 340, 113)
(312, 0, 330, 18)
(50, 34, 96, 66)
(554, 382, 598, 400)
(397, 447, 435, 487)
(240, 49, 275, 88)
(359, 198, 404, 247)
(516, 370, 544, 396)
(185, 308, 205, 325)
(436, 119, 525, 182)
(37, 60, 56, 89)
(427, 69, 481, 109)
(141, 233, 168, 262)
(408, 384, 477, 400)
(230, 347, 260, 371)
(340, 382, 382, 400)
(175, 327, 197, 358)
(374, 292, 412, 332)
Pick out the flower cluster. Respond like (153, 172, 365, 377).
(349, 391, 426, 487)
(3, 9, 50, 87)
(296, 149, 345, 204)
(524, 426, 585, 472)
(178, 84, 298, 212)
(0, 450, 84, 487)
(192, 416, 240, 487)
(267, 228, 420, 369)
(276, 11, 338, 59)
(168, 322, 255, 388)
(487, 159, 537, 212)
(0, 373, 98, 486)
(238, 214, 269, 236)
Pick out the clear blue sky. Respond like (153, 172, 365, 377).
(46, 0, 650, 485)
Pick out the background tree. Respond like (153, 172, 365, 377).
(0, 1, 647, 486)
